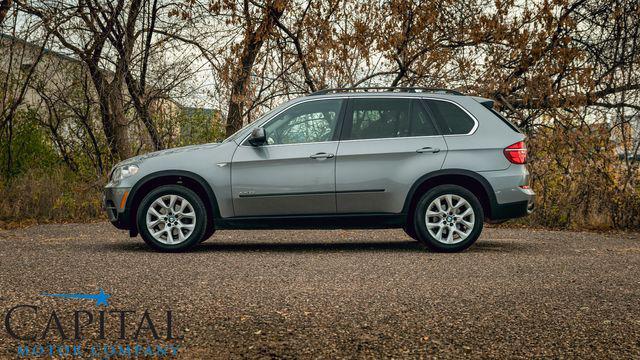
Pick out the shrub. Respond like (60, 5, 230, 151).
(0, 166, 104, 227)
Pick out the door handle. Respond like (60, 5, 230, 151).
(310, 152, 335, 159)
(416, 147, 440, 154)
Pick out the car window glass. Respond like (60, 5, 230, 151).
(262, 99, 342, 145)
(424, 99, 475, 135)
(411, 100, 438, 136)
(348, 98, 410, 140)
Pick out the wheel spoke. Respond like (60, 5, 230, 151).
(433, 225, 444, 240)
(452, 196, 464, 209)
(159, 197, 170, 210)
(445, 195, 453, 211)
(445, 228, 454, 243)
(178, 199, 188, 213)
(177, 228, 187, 242)
(166, 228, 175, 243)
(151, 227, 167, 238)
(459, 208, 473, 217)
(180, 211, 196, 219)
(168, 195, 177, 210)
(453, 228, 467, 240)
(433, 200, 444, 213)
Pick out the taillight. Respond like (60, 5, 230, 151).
(504, 141, 527, 164)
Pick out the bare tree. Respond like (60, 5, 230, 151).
(224, 0, 287, 136)
(17, 0, 140, 160)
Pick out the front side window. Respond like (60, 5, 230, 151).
(346, 98, 411, 140)
(261, 99, 343, 145)
(424, 99, 476, 135)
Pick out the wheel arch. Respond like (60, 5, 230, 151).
(402, 169, 497, 225)
(126, 170, 220, 236)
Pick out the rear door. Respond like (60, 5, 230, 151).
(335, 97, 447, 214)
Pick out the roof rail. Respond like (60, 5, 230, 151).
(309, 87, 465, 96)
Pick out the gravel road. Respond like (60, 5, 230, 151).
(0, 223, 639, 359)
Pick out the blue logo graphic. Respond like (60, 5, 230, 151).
(40, 288, 111, 307)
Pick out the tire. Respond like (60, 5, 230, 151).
(137, 185, 207, 252)
(413, 184, 484, 252)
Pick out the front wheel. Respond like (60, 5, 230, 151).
(137, 185, 207, 252)
(413, 185, 484, 252)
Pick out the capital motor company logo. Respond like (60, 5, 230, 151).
(1, 289, 184, 358)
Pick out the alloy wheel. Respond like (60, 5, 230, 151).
(425, 194, 475, 244)
(145, 194, 197, 245)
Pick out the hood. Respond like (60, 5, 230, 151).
(120, 143, 221, 165)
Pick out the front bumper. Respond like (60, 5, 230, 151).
(103, 187, 132, 230)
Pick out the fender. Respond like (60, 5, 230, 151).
(125, 170, 222, 234)
(401, 168, 498, 217)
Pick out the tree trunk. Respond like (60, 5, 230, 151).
(87, 65, 130, 160)
(119, 0, 163, 151)
(225, 1, 286, 137)
(0, 0, 11, 25)
(107, 82, 131, 160)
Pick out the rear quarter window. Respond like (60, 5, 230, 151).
(423, 99, 476, 135)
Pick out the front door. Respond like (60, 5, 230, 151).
(231, 98, 344, 217)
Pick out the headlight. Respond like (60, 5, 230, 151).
(111, 164, 139, 182)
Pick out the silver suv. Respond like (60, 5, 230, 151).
(104, 87, 534, 252)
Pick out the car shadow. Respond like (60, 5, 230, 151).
(99, 238, 531, 254)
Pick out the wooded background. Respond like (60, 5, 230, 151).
(0, 0, 638, 229)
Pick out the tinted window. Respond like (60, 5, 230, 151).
(347, 98, 410, 140)
(262, 99, 342, 145)
(411, 100, 438, 136)
(424, 99, 475, 135)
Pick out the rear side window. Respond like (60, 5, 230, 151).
(424, 99, 476, 135)
(346, 98, 410, 140)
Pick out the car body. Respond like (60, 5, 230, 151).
(104, 88, 535, 252)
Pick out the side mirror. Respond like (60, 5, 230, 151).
(248, 127, 267, 146)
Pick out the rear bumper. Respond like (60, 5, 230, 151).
(103, 187, 132, 230)
(480, 164, 535, 220)
(491, 199, 534, 220)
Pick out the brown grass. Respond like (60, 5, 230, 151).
(0, 166, 104, 228)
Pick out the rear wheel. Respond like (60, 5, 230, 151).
(413, 185, 484, 252)
(137, 185, 207, 252)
